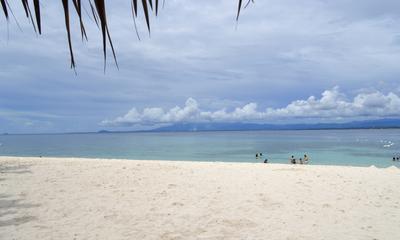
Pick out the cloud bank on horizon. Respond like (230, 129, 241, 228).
(102, 87, 400, 127)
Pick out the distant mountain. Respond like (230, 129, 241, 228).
(150, 119, 400, 132)
(97, 130, 112, 134)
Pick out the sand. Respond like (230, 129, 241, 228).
(1, 156, 399, 240)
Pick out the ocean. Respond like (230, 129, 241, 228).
(0, 129, 399, 168)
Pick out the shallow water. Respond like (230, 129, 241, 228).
(0, 129, 399, 167)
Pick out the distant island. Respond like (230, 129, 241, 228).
(97, 118, 400, 133)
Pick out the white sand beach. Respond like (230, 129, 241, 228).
(1, 156, 399, 240)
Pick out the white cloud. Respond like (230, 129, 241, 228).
(267, 87, 400, 119)
(101, 87, 400, 126)
(101, 98, 201, 126)
(3, 0, 400, 133)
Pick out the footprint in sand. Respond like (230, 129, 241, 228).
(168, 184, 177, 189)
(322, 203, 331, 208)
(103, 213, 118, 219)
(160, 232, 182, 240)
(171, 202, 184, 207)
(159, 190, 168, 196)
(221, 218, 258, 228)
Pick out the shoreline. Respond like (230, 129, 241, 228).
(1, 156, 400, 239)
(0, 155, 399, 169)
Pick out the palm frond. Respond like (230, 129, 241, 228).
(72, 0, 88, 41)
(236, 0, 242, 21)
(93, 0, 118, 71)
(132, 0, 138, 16)
(89, 0, 100, 28)
(21, 0, 38, 33)
(1, 0, 8, 20)
(0, 0, 253, 71)
(142, 0, 151, 34)
(61, 0, 76, 69)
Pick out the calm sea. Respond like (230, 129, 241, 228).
(0, 129, 399, 168)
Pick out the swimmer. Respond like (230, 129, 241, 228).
(290, 155, 296, 164)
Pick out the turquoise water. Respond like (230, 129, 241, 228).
(0, 129, 399, 168)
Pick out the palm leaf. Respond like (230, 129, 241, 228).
(33, 0, 41, 33)
(132, 0, 138, 16)
(0, 0, 252, 71)
(21, 0, 29, 17)
(61, 0, 76, 69)
(141, 0, 151, 33)
(1, 0, 8, 19)
(236, 0, 242, 21)
(72, 0, 88, 40)
(21, 0, 37, 33)
(89, 0, 100, 28)
(131, 0, 141, 40)
(94, 0, 118, 71)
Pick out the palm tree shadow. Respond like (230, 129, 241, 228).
(0, 163, 40, 228)
(0, 163, 33, 174)
(0, 216, 37, 227)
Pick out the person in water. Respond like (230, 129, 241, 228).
(264, 159, 268, 163)
(290, 155, 296, 164)
(256, 153, 259, 159)
(303, 154, 309, 164)
(394, 157, 396, 161)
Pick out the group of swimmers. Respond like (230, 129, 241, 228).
(255, 152, 269, 163)
(392, 155, 400, 161)
(256, 152, 310, 164)
(289, 154, 309, 164)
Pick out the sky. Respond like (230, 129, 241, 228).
(1, 0, 400, 133)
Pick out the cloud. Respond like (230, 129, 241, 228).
(101, 98, 200, 126)
(268, 87, 400, 119)
(101, 87, 400, 127)
(2, 0, 400, 133)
